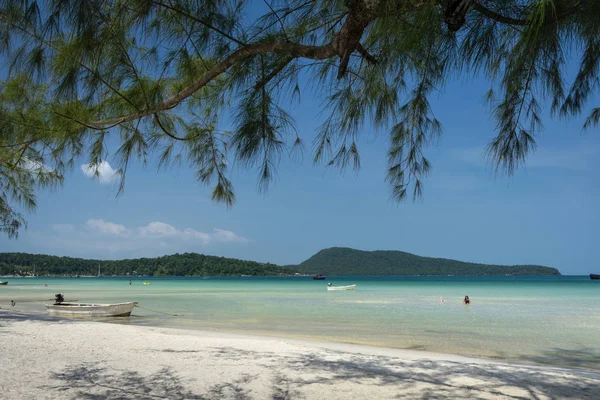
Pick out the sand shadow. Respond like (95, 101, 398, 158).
(207, 346, 599, 400)
(0, 309, 65, 325)
(49, 364, 207, 400)
(293, 351, 599, 399)
(520, 347, 600, 370)
(25, 335, 600, 400)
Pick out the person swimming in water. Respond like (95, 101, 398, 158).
(464, 295, 470, 305)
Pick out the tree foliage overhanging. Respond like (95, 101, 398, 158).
(1, 0, 598, 237)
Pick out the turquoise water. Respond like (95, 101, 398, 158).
(2, 276, 599, 368)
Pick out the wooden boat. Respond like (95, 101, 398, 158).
(590, 274, 600, 280)
(312, 274, 326, 280)
(45, 301, 138, 317)
(327, 284, 356, 291)
(0, 281, 7, 285)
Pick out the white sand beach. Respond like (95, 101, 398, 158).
(1, 310, 598, 400)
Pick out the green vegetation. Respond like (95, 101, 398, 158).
(294, 247, 561, 276)
(2, 1, 600, 237)
(0, 252, 295, 277)
(0, 247, 560, 276)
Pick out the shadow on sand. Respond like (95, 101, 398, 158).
(520, 347, 600, 370)
(0, 309, 62, 324)
(43, 346, 599, 400)
(3, 311, 597, 399)
(50, 365, 206, 400)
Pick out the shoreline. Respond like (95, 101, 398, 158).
(3, 305, 600, 372)
(2, 309, 598, 399)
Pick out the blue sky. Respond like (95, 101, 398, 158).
(1, 13, 599, 275)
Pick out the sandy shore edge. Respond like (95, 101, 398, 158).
(1, 310, 598, 399)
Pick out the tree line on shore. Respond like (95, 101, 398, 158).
(0, 248, 561, 277)
(0, 252, 294, 277)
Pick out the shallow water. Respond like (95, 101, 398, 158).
(2, 276, 599, 369)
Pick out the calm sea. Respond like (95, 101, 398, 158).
(2, 276, 599, 369)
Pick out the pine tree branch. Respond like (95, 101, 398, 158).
(253, 57, 294, 91)
(473, 3, 527, 26)
(356, 43, 378, 64)
(0, 15, 137, 110)
(90, 41, 338, 127)
(263, 0, 289, 40)
(151, 0, 246, 46)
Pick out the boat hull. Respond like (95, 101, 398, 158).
(327, 284, 356, 291)
(45, 302, 137, 317)
(590, 274, 600, 280)
(0, 281, 7, 285)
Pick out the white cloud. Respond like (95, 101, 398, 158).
(138, 221, 178, 237)
(47, 219, 247, 256)
(211, 228, 247, 243)
(137, 222, 246, 245)
(80, 160, 119, 184)
(86, 219, 130, 236)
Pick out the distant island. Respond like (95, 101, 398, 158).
(293, 247, 561, 276)
(0, 247, 560, 277)
(0, 252, 291, 277)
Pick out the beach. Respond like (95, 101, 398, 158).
(2, 276, 600, 369)
(1, 310, 599, 400)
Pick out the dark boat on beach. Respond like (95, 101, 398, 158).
(590, 274, 600, 280)
(312, 274, 326, 280)
(0, 281, 7, 285)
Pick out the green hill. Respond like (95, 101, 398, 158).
(0, 247, 561, 277)
(0, 252, 295, 277)
(293, 247, 561, 276)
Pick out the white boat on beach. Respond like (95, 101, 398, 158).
(45, 301, 138, 317)
(327, 284, 356, 291)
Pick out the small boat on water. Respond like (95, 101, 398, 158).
(312, 274, 326, 280)
(46, 294, 137, 317)
(0, 281, 7, 285)
(590, 274, 600, 280)
(46, 301, 138, 317)
(327, 284, 356, 291)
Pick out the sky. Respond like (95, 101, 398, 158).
(1, 9, 599, 275)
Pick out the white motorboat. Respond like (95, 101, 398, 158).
(45, 301, 138, 317)
(327, 284, 356, 291)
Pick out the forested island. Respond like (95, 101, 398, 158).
(294, 247, 561, 276)
(0, 247, 561, 277)
(0, 252, 293, 277)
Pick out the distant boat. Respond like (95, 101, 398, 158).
(46, 301, 138, 317)
(590, 274, 600, 280)
(312, 274, 326, 280)
(327, 284, 356, 291)
(0, 281, 7, 285)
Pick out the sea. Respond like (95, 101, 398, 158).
(1, 275, 599, 369)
